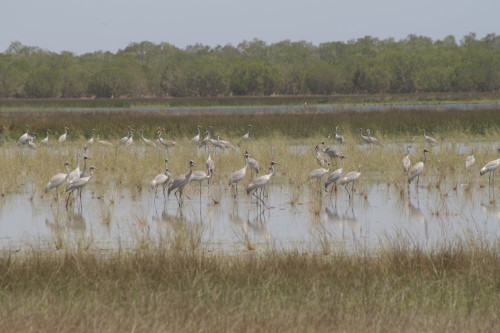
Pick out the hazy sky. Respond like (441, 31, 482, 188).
(1, 0, 498, 54)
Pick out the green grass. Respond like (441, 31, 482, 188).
(0, 239, 499, 332)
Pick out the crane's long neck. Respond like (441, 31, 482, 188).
(336, 127, 339, 135)
(270, 165, 275, 177)
(423, 151, 428, 164)
(65, 164, 70, 176)
(46, 131, 50, 139)
(89, 169, 94, 179)
(321, 142, 327, 153)
(64, 128, 67, 135)
(197, 127, 201, 136)
(341, 158, 345, 170)
(188, 164, 193, 177)
(82, 158, 88, 173)
(76, 154, 81, 168)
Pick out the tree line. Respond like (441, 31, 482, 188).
(0, 33, 499, 99)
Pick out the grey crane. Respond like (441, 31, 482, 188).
(139, 129, 156, 147)
(339, 165, 362, 199)
(191, 125, 202, 144)
(168, 160, 195, 206)
(480, 148, 500, 186)
(422, 129, 437, 145)
(151, 168, 171, 198)
(40, 129, 51, 145)
(465, 147, 475, 170)
(17, 124, 30, 146)
(44, 161, 71, 206)
(334, 126, 345, 145)
(402, 145, 411, 172)
(228, 153, 249, 195)
(58, 127, 69, 144)
(408, 149, 430, 186)
(367, 129, 382, 145)
(325, 155, 346, 193)
(358, 128, 371, 144)
(87, 129, 95, 146)
(247, 161, 278, 205)
(190, 168, 213, 200)
(65, 166, 97, 208)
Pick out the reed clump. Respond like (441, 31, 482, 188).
(1, 238, 500, 332)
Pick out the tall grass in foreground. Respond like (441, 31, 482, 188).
(0, 238, 499, 332)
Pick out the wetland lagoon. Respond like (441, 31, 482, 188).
(2, 104, 500, 331)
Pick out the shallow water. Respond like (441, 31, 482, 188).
(1, 180, 499, 252)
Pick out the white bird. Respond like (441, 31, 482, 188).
(168, 160, 195, 205)
(367, 129, 382, 145)
(228, 153, 249, 195)
(151, 168, 170, 198)
(465, 147, 475, 170)
(358, 128, 371, 144)
(334, 126, 345, 145)
(66, 152, 82, 184)
(480, 148, 500, 186)
(315, 144, 328, 167)
(245, 150, 260, 176)
(190, 168, 213, 200)
(408, 149, 430, 186)
(65, 166, 97, 208)
(242, 124, 251, 142)
(17, 124, 30, 146)
(325, 155, 346, 193)
(87, 129, 95, 146)
(40, 129, 51, 145)
(58, 127, 68, 144)
(247, 161, 278, 205)
(402, 145, 411, 172)
(120, 126, 131, 145)
(191, 125, 202, 144)
(125, 128, 134, 146)
(339, 165, 362, 199)
(139, 129, 156, 147)
(422, 129, 437, 145)
(97, 135, 114, 147)
(44, 161, 71, 206)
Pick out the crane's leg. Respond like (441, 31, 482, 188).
(252, 190, 265, 206)
(345, 184, 351, 199)
(174, 188, 181, 206)
(66, 192, 72, 208)
(200, 183, 202, 202)
(352, 182, 355, 197)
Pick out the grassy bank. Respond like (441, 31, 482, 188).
(1, 92, 500, 111)
(0, 240, 499, 332)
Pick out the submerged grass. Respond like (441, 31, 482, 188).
(1, 239, 499, 332)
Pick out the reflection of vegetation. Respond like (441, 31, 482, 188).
(1, 34, 500, 98)
(1, 241, 499, 331)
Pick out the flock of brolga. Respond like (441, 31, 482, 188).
(2, 124, 500, 208)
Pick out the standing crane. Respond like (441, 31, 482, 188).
(315, 144, 328, 167)
(44, 161, 71, 206)
(402, 145, 411, 172)
(120, 126, 131, 145)
(334, 126, 345, 145)
(247, 161, 278, 205)
(358, 128, 371, 144)
(40, 129, 51, 145)
(206, 145, 215, 187)
(367, 129, 382, 145)
(325, 155, 346, 193)
(408, 149, 430, 187)
(87, 129, 95, 147)
(168, 160, 195, 205)
(17, 124, 30, 146)
(97, 135, 114, 147)
(480, 148, 500, 186)
(191, 125, 202, 144)
(151, 167, 170, 198)
(308, 162, 330, 190)
(65, 166, 97, 208)
(139, 129, 155, 147)
(240, 124, 251, 145)
(422, 129, 437, 145)
(190, 168, 213, 200)
(321, 141, 343, 164)
(228, 153, 249, 195)
(465, 147, 475, 170)
(199, 126, 212, 150)
(245, 150, 260, 176)
(339, 165, 362, 199)
(157, 129, 176, 150)
(58, 127, 69, 144)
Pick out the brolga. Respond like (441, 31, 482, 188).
(358, 128, 371, 144)
(189, 167, 213, 201)
(228, 153, 249, 196)
(168, 160, 195, 206)
(151, 167, 170, 198)
(402, 145, 412, 172)
(125, 128, 135, 146)
(245, 150, 260, 176)
(321, 141, 343, 164)
(241, 125, 252, 143)
(17, 124, 30, 146)
(465, 147, 475, 170)
(58, 127, 69, 144)
(480, 148, 500, 186)
(87, 129, 95, 146)
(339, 165, 362, 199)
(216, 133, 234, 149)
(44, 161, 71, 206)
(367, 129, 382, 145)
(408, 149, 431, 187)
(315, 144, 328, 167)
(210, 133, 226, 150)
(199, 126, 212, 150)
(97, 135, 114, 147)
(67, 152, 81, 184)
(157, 129, 176, 150)
(325, 155, 346, 193)
(206, 145, 215, 186)
(334, 126, 345, 145)
(422, 129, 437, 145)
(120, 126, 131, 145)
(65, 166, 97, 208)
(308, 162, 330, 190)
(191, 125, 202, 144)
(247, 161, 278, 205)
(139, 129, 156, 147)
(40, 129, 51, 145)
